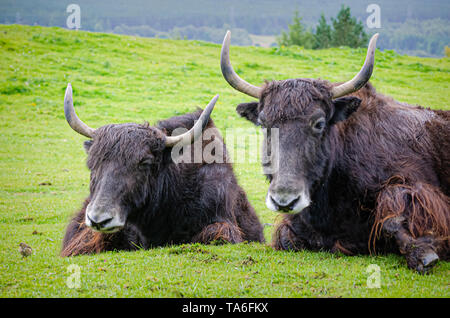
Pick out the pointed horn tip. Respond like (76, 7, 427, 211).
(64, 84, 72, 102)
(206, 95, 219, 110)
(370, 33, 379, 45)
(223, 31, 231, 44)
(65, 84, 73, 100)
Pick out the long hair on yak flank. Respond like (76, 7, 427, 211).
(369, 175, 450, 254)
(192, 221, 244, 244)
(60, 222, 109, 257)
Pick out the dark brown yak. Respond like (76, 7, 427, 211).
(61, 84, 264, 256)
(220, 31, 449, 273)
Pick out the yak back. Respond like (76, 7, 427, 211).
(334, 82, 448, 195)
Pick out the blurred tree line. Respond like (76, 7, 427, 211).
(278, 6, 368, 49)
(277, 5, 448, 56)
(111, 24, 252, 45)
(377, 19, 449, 57)
(0, 0, 448, 56)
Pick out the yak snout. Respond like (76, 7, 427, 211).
(266, 182, 311, 214)
(85, 201, 124, 233)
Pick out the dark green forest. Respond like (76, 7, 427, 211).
(278, 7, 369, 49)
(1, 0, 449, 56)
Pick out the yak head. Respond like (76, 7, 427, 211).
(63, 84, 218, 232)
(220, 31, 378, 214)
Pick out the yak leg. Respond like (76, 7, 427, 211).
(193, 221, 244, 244)
(374, 177, 449, 273)
(272, 214, 323, 251)
(382, 216, 439, 274)
(272, 216, 303, 251)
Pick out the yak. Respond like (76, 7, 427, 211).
(61, 84, 264, 256)
(220, 31, 449, 273)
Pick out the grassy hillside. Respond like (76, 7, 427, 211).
(0, 25, 449, 298)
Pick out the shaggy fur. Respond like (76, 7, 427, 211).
(237, 78, 449, 273)
(61, 110, 264, 257)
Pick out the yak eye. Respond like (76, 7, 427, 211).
(312, 118, 326, 133)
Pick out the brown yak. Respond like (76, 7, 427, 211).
(220, 31, 449, 273)
(61, 84, 264, 256)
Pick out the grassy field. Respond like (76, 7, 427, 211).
(0, 25, 449, 298)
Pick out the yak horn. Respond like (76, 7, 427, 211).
(331, 33, 379, 99)
(165, 95, 219, 147)
(220, 31, 262, 99)
(65, 83, 218, 145)
(64, 83, 96, 138)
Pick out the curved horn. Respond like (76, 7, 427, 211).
(64, 83, 96, 138)
(220, 31, 262, 99)
(331, 33, 379, 99)
(165, 95, 219, 147)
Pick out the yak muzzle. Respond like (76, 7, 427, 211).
(85, 204, 124, 233)
(266, 190, 311, 214)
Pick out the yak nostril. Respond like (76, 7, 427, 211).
(98, 217, 113, 228)
(287, 197, 300, 210)
(87, 215, 113, 229)
(271, 195, 300, 211)
(269, 195, 278, 209)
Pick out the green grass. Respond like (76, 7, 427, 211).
(0, 25, 449, 298)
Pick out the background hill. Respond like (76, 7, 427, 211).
(0, 25, 449, 297)
(0, 0, 449, 56)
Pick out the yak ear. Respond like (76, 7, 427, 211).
(236, 102, 260, 125)
(83, 140, 93, 153)
(330, 96, 361, 125)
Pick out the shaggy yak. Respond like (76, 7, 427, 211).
(220, 31, 449, 273)
(61, 84, 264, 256)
